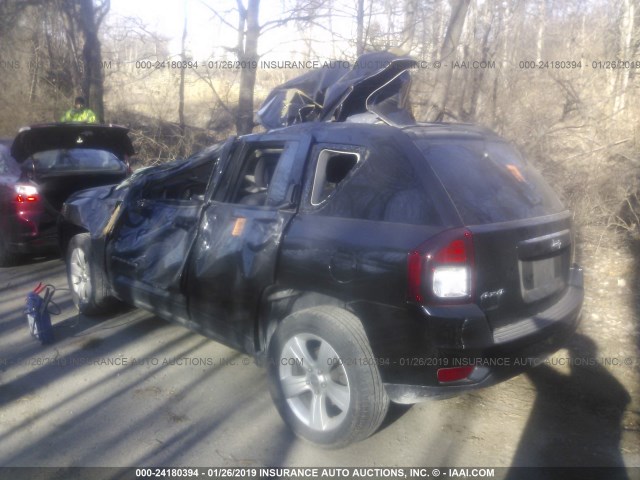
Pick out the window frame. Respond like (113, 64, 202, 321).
(213, 139, 299, 208)
(310, 148, 361, 206)
(302, 143, 365, 211)
(138, 154, 220, 205)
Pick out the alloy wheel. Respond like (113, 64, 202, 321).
(69, 247, 90, 304)
(278, 333, 351, 432)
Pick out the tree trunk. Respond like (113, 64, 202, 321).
(536, 0, 546, 63)
(613, 0, 636, 113)
(179, 0, 187, 138)
(469, 0, 495, 120)
(490, 2, 506, 129)
(432, 3, 445, 61)
(402, 0, 417, 52)
(426, 0, 471, 121)
(61, 5, 83, 99)
(236, 0, 260, 135)
(77, 0, 106, 123)
(356, 0, 365, 56)
(29, 27, 40, 103)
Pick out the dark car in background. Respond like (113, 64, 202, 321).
(0, 123, 133, 266)
(59, 53, 583, 447)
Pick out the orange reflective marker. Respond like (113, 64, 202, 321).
(506, 164, 526, 183)
(232, 217, 247, 237)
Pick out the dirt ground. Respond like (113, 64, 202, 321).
(0, 227, 638, 474)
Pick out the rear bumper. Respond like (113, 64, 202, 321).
(381, 265, 584, 403)
(4, 216, 59, 255)
(8, 236, 59, 254)
(384, 312, 580, 403)
(492, 266, 583, 345)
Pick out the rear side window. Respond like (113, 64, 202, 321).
(306, 140, 442, 225)
(417, 139, 564, 224)
(311, 150, 360, 205)
(27, 149, 124, 172)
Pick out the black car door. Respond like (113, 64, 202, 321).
(105, 146, 227, 320)
(186, 134, 311, 353)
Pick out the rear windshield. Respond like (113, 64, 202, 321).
(416, 139, 564, 224)
(26, 149, 124, 172)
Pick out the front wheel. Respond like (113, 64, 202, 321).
(267, 306, 389, 448)
(66, 233, 114, 315)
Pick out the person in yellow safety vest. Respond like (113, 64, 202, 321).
(60, 96, 97, 123)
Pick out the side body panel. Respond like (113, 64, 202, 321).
(186, 134, 312, 353)
(104, 146, 229, 322)
(274, 126, 458, 383)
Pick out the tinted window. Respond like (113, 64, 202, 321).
(417, 139, 564, 224)
(308, 140, 442, 225)
(311, 150, 359, 205)
(28, 149, 124, 172)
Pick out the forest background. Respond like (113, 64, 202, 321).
(0, 0, 638, 242)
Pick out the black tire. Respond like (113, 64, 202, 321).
(267, 306, 389, 448)
(66, 233, 114, 315)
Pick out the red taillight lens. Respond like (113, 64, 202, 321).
(408, 228, 475, 305)
(435, 238, 468, 263)
(437, 366, 474, 383)
(15, 184, 39, 203)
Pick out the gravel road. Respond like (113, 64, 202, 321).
(1, 229, 638, 474)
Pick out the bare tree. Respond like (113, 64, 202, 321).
(356, 0, 366, 55)
(467, 0, 498, 120)
(612, 0, 637, 113)
(178, 0, 188, 137)
(536, 0, 547, 62)
(234, 0, 261, 135)
(426, 0, 471, 121)
(401, 0, 418, 52)
(204, 0, 330, 135)
(0, 0, 110, 125)
(58, 0, 110, 122)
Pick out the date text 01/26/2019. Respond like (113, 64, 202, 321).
(519, 60, 640, 69)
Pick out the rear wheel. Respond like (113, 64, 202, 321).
(67, 233, 114, 314)
(267, 306, 389, 448)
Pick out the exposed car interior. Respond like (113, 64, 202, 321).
(311, 149, 359, 205)
(236, 148, 283, 206)
(142, 161, 215, 203)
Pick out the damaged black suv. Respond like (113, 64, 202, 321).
(60, 53, 583, 447)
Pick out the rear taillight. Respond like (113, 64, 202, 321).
(408, 228, 475, 304)
(15, 184, 39, 203)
